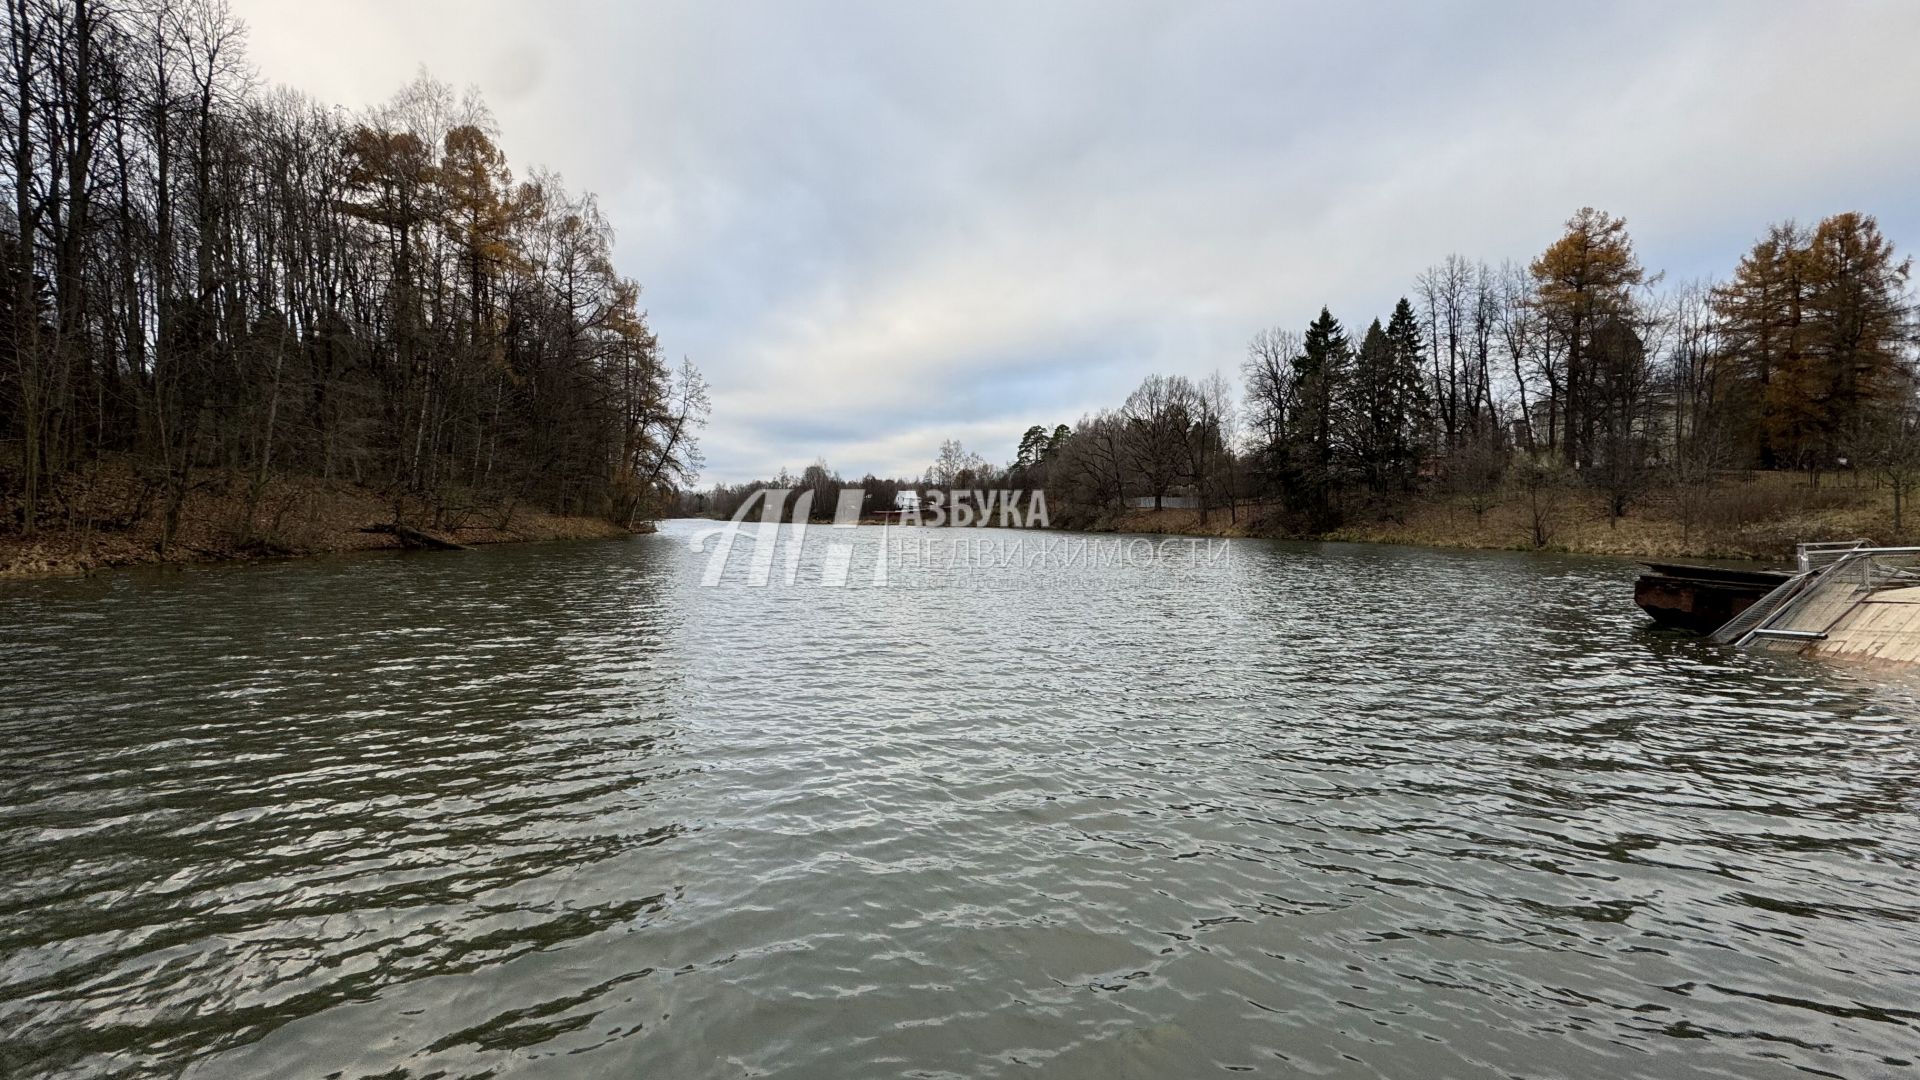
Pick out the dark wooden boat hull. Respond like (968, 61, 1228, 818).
(1634, 563, 1792, 634)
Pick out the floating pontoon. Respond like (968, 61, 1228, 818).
(1709, 541, 1920, 665)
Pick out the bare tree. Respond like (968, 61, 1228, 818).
(0, 7, 700, 551)
(1241, 326, 1300, 499)
(1418, 255, 1474, 450)
(926, 437, 987, 488)
(627, 358, 710, 527)
(1494, 261, 1543, 453)
(1849, 390, 1920, 537)
(1514, 455, 1569, 549)
(1200, 370, 1240, 522)
(1053, 409, 1128, 515)
(1121, 372, 1196, 510)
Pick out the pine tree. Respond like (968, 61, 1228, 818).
(1014, 425, 1050, 471)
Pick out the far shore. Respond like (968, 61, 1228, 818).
(1006, 474, 1895, 564)
(713, 470, 1908, 567)
(14, 469, 1899, 582)
(859, 512, 1778, 566)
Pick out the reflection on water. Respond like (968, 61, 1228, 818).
(1, 522, 1915, 1078)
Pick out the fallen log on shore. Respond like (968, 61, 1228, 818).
(359, 523, 469, 550)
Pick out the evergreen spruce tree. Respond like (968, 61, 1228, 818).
(1291, 307, 1352, 513)
(1384, 297, 1433, 487)
(1351, 319, 1394, 491)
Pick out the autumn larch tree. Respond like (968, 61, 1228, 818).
(1529, 208, 1645, 471)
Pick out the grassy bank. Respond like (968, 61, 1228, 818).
(1, 457, 634, 581)
(1059, 471, 1904, 563)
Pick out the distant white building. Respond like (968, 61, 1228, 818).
(1125, 489, 1201, 510)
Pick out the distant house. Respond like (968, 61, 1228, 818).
(865, 489, 921, 524)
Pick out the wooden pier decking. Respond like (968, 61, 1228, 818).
(1806, 586, 1920, 664)
(1708, 542, 1920, 667)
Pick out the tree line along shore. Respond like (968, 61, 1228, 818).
(0, 458, 633, 579)
(700, 207, 1915, 564)
(1, 0, 707, 579)
(7, 3, 1911, 581)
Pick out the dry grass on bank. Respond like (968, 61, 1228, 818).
(1089, 506, 1256, 539)
(1075, 471, 1907, 563)
(0, 456, 631, 580)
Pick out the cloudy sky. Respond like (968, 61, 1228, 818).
(233, 0, 1920, 484)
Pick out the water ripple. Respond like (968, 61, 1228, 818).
(1, 524, 1916, 1078)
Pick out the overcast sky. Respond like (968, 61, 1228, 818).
(233, 0, 1920, 484)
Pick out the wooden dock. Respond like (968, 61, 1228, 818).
(1710, 543, 1920, 667)
(1808, 586, 1920, 664)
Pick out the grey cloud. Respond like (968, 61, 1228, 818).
(234, 0, 1920, 483)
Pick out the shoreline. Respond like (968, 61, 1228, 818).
(684, 512, 1786, 567)
(1023, 510, 1792, 565)
(0, 518, 643, 583)
(712, 471, 1907, 566)
(0, 464, 645, 583)
(1001, 479, 1905, 565)
(17, 471, 1894, 582)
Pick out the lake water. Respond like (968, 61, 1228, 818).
(2, 520, 1916, 1078)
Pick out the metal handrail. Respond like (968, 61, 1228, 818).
(1797, 539, 1874, 572)
(1792, 541, 1920, 568)
(1711, 570, 1812, 644)
(1738, 546, 1920, 649)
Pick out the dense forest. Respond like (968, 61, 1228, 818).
(1, 0, 705, 555)
(705, 207, 1917, 546)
